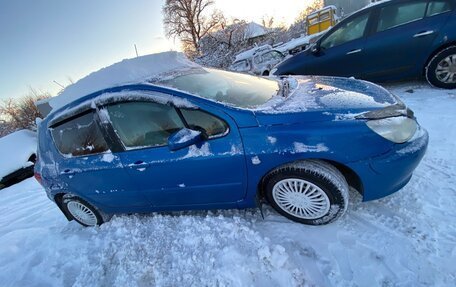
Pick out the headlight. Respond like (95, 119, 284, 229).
(366, 116, 417, 143)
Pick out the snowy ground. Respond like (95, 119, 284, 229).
(1, 82, 455, 287)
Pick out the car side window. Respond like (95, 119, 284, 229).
(253, 55, 263, 64)
(426, 0, 452, 16)
(105, 101, 185, 149)
(262, 52, 273, 61)
(376, 0, 427, 32)
(180, 109, 228, 138)
(270, 51, 283, 60)
(233, 60, 250, 71)
(51, 111, 109, 157)
(320, 12, 370, 49)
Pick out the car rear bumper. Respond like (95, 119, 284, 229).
(347, 127, 429, 201)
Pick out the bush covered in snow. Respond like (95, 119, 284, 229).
(194, 1, 325, 69)
(196, 21, 290, 69)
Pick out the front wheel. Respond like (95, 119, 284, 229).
(425, 46, 456, 89)
(63, 196, 103, 227)
(264, 160, 349, 225)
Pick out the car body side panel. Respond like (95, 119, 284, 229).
(236, 120, 396, 207)
(56, 152, 150, 208)
(308, 37, 368, 78)
(348, 128, 429, 201)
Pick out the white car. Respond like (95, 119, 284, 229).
(0, 130, 37, 188)
(274, 31, 327, 56)
(230, 45, 284, 76)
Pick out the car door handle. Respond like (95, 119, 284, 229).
(129, 160, 150, 169)
(413, 30, 434, 38)
(61, 169, 80, 175)
(346, 49, 362, 55)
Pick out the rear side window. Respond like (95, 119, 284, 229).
(106, 101, 185, 149)
(426, 0, 452, 16)
(51, 112, 109, 157)
(377, 0, 427, 32)
(180, 109, 228, 138)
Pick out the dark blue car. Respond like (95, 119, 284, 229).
(273, 0, 456, 89)
(35, 53, 428, 227)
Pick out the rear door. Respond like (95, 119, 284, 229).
(51, 111, 148, 208)
(101, 97, 248, 208)
(362, 0, 454, 81)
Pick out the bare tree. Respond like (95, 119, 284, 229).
(294, 0, 324, 23)
(163, 0, 224, 57)
(261, 16, 275, 29)
(196, 18, 249, 68)
(0, 88, 50, 136)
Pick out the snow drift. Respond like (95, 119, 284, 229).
(0, 130, 37, 181)
(48, 52, 200, 111)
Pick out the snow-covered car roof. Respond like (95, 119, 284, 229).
(48, 52, 201, 112)
(234, 45, 272, 62)
(243, 22, 270, 40)
(274, 31, 326, 54)
(0, 130, 37, 181)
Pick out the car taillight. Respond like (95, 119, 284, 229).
(34, 172, 43, 185)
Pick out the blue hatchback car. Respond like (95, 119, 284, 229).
(35, 52, 428, 227)
(273, 0, 456, 89)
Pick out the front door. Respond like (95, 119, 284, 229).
(311, 10, 372, 78)
(101, 99, 247, 208)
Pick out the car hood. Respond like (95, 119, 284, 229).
(254, 76, 405, 124)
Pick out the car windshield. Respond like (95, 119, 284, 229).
(158, 68, 279, 108)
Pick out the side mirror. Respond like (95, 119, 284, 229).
(311, 43, 320, 54)
(168, 128, 203, 151)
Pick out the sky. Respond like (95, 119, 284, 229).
(0, 0, 312, 100)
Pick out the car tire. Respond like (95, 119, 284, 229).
(262, 70, 270, 76)
(425, 46, 456, 89)
(264, 160, 349, 225)
(62, 195, 104, 227)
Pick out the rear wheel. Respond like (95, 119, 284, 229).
(63, 196, 103, 227)
(426, 46, 456, 89)
(264, 160, 349, 225)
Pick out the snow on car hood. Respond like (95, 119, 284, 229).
(0, 130, 37, 180)
(48, 52, 201, 111)
(257, 76, 399, 114)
